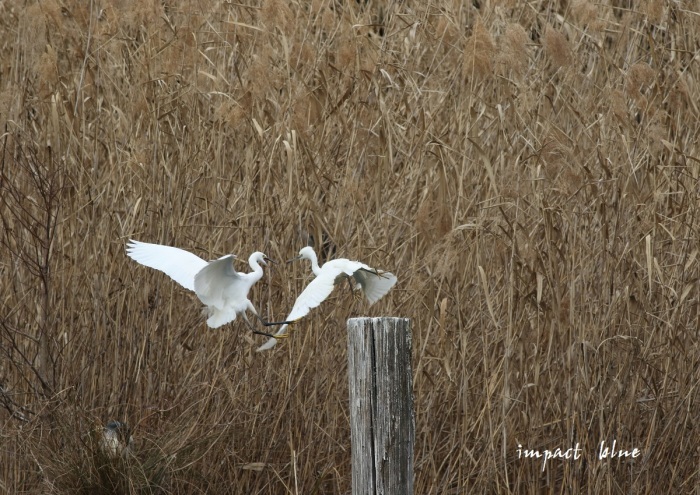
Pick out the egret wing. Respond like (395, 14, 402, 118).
(256, 261, 352, 351)
(193, 255, 242, 308)
(126, 240, 208, 291)
(328, 258, 397, 304)
(194, 256, 247, 328)
(288, 264, 343, 318)
(353, 268, 397, 304)
(325, 259, 365, 285)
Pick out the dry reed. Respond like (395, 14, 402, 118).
(1, 0, 700, 493)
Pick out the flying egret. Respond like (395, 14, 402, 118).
(125, 240, 292, 336)
(256, 246, 397, 351)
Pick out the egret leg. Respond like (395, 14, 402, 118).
(246, 303, 293, 337)
(253, 313, 293, 336)
(242, 312, 276, 339)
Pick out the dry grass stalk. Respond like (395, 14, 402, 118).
(463, 19, 495, 81)
(499, 22, 530, 78)
(543, 25, 572, 68)
(1, 0, 700, 493)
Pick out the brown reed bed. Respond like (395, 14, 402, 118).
(1, 0, 699, 493)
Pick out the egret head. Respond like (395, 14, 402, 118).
(299, 246, 315, 260)
(250, 251, 275, 266)
(289, 246, 315, 263)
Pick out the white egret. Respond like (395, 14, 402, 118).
(125, 240, 292, 335)
(256, 246, 397, 351)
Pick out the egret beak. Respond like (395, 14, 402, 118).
(263, 256, 277, 264)
(286, 254, 303, 264)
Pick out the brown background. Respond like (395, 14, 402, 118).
(1, 0, 698, 493)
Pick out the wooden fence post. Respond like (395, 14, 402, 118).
(347, 317, 414, 495)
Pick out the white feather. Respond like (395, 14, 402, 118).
(256, 247, 397, 351)
(126, 240, 208, 291)
(127, 240, 270, 329)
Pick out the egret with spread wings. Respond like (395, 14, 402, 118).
(126, 240, 291, 336)
(256, 246, 397, 351)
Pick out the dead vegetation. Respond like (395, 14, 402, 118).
(1, 0, 699, 493)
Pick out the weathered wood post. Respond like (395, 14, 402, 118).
(347, 317, 414, 495)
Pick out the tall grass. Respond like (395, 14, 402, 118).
(1, 0, 699, 493)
